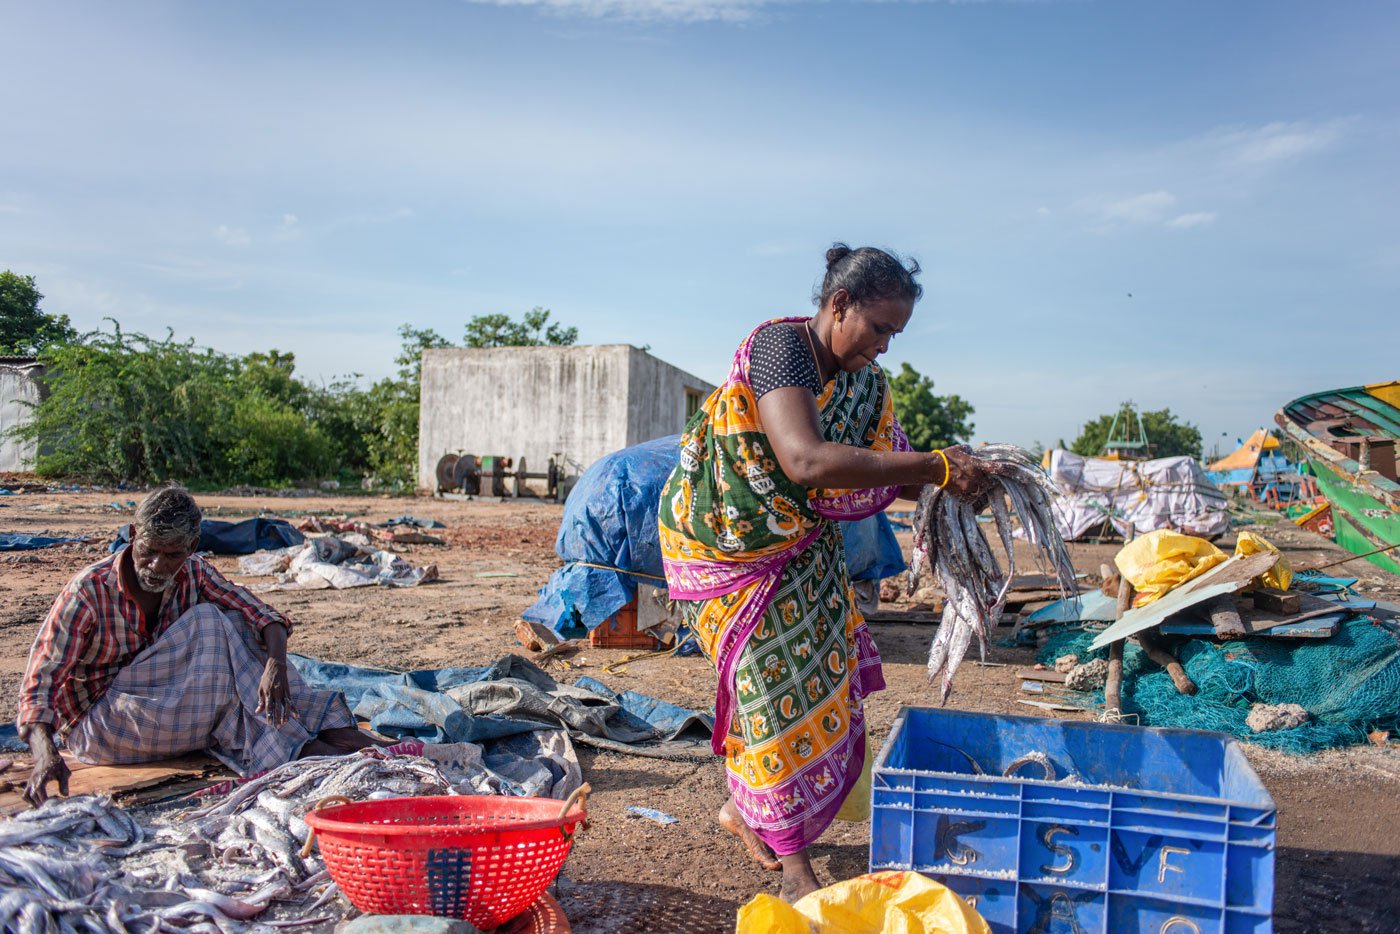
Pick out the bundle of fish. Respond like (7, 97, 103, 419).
(910, 443, 1077, 702)
(0, 750, 455, 932)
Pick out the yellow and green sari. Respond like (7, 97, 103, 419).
(659, 317, 908, 856)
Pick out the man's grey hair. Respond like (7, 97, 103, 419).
(133, 486, 202, 546)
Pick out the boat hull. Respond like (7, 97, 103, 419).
(1306, 456, 1400, 575)
(1276, 380, 1400, 576)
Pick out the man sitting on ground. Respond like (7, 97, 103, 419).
(18, 486, 377, 805)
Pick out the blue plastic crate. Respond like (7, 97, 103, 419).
(870, 707, 1275, 934)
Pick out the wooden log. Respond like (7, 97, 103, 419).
(1135, 628, 1198, 695)
(1104, 642, 1125, 715)
(1202, 594, 1248, 640)
(515, 619, 561, 652)
(1104, 573, 1135, 717)
(1252, 587, 1300, 615)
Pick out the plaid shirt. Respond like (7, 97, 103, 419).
(18, 547, 291, 735)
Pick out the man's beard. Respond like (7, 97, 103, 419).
(136, 570, 176, 593)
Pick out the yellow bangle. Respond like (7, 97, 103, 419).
(935, 448, 952, 488)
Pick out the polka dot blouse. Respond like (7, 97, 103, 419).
(749, 322, 823, 400)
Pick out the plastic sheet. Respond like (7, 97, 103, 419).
(1114, 529, 1228, 606)
(1048, 450, 1229, 541)
(1235, 530, 1293, 591)
(736, 871, 989, 934)
(110, 517, 304, 555)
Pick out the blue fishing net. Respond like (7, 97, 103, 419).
(1037, 617, 1400, 754)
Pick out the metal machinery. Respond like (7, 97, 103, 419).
(434, 453, 572, 501)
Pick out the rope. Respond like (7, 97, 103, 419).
(568, 561, 668, 583)
(602, 639, 692, 673)
(1302, 540, 1400, 573)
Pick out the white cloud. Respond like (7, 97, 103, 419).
(212, 224, 251, 247)
(1167, 211, 1217, 229)
(1100, 190, 1176, 224)
(1213, 121, 1343, 166)
(281, 213, 299, 227)
(464, 0, 774, 23)
(1034, 205, 1051, 217)
(0, 204, 21, 214)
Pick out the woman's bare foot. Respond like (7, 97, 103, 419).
(779, 851, 821, 903)
(717, 797, 781, 871)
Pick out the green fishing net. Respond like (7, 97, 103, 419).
(1037, 617, 1400, 754)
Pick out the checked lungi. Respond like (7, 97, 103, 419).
(65, 604, 355, 774)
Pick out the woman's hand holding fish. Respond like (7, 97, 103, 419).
(938, 445, 996, 502)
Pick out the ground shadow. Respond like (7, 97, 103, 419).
(555, 878, 742, 934)
(1274, 846, 1400, 933)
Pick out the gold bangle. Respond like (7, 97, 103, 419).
(935, 448, 952, 488)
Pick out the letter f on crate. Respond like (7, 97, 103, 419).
(1158, 846, 1190, 884)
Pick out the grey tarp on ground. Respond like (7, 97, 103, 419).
(290, 653, 714, 759)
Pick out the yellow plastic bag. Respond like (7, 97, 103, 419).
(1114, 530, 1227, 607)
(736, 871, 991, 934)
(1234, 531, 1293, 591)
(834, 731, 872, 822)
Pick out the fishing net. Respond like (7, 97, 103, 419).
(1037, 617, 1400, 754)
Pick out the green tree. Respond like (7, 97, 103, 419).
(395, 325, 453, 382)
(887, 363, 975, 451)
(464, 307, 577, 348)
(13, 321, 334, 486)
(343, 325, 457, 486)
(1071, 405, 1203, 458)
(0, 271, 76, 355)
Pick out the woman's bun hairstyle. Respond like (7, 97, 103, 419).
(825, 243, 854, 270)
(815, 242, 922, 308)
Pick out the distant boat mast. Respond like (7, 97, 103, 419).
(1103, 401, 1151, 460)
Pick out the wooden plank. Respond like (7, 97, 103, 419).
(1016, 700, 1084, 713)
(1089, 552, 1279, 650)
(865, 608, 941, 624)
(0, 753, 217, 815)
(1253, 587, 1301, 615)
(1017, 667, 1068, 683)
(1203, 594, 1248, 640)
(1003, 589, 1074, 606)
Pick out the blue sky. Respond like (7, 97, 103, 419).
(2, 0, 1396, 458)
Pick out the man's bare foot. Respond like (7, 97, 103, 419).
(717, 797, 781, 871)
(779, 851, 821, 903)
(298, 738, 346, 759)
(319, 727, 385, 751)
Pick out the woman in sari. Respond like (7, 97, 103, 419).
(660, 244, 992, 901)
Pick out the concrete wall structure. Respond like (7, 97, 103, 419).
(417, 344, 715, 491)
(0, 359, 43, 472)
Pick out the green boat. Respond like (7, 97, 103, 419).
(1276, 380, 1400, 575)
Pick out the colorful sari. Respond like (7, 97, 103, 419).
(659, 317, 909, 856)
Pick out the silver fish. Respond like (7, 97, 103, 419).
(910, 443, 1076, 701)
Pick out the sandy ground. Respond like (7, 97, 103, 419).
(1, 486, 1398, 932)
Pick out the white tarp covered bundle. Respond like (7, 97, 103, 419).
(1047, 449, 1230, 541)
(238, 533, 439, 590)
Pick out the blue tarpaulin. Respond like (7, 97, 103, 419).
(1, 533, 82, 551)
(522, 435, 907, 636)
(109, 517, 305, 555)
(291, 653, 712, 757)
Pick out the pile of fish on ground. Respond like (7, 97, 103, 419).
(0, 749, 459, 931)
(910, 443, 1078, 702)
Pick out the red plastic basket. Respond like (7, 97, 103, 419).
(304, 786, 588, 929)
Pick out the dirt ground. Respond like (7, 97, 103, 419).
(1, 486, 1397, 932)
